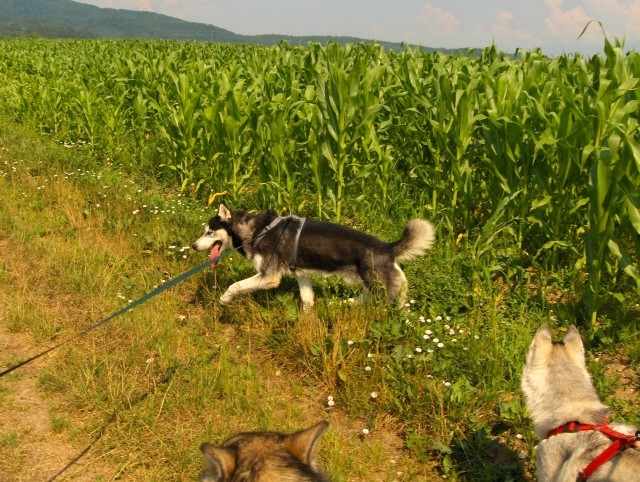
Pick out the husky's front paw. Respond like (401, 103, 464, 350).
(219, 293, 234, 305)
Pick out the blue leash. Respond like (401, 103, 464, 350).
(0, 249, 234, 378)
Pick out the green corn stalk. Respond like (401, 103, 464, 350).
(582, 37, 640, 327)
(149, 60, 210, 190)
(0, 37, 638, 324)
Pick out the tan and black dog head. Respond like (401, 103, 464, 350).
(200, 421, 329, 482)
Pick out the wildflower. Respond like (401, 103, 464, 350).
(436, 315, 442, 321)
(365, 366, 372, 372)
(423, 334, 430, 340)
(370, 391, 378, 399)
(433, 338, 440, 343)
(437, 342, 444, 348)
(347, 340, 354, 346)
(367, 353, 374, 358)
(327, 396, 335, 407)
(444, 381, 451, 387)
(425, 330, 433, 335)
(516, 434, 523, 440)
(474, 335, 480, 340)
(518, 452, 527, 460)
(362, 428, 370, 435)
(415, 347, 423, 353)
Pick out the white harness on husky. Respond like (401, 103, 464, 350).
(252, 214, 306, 270)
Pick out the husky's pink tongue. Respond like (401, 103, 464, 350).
(209, 243, 221, 268)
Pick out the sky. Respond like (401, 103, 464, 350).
(74, 0, 640, 56)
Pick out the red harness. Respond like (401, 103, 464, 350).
(546, 420, 639, 481)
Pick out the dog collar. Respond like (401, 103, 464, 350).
(546, 420, 639, 480)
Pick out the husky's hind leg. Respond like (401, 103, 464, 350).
(296, 274, 315, 311)
(361, 260, 408, 306)
(388, 263, 408, 306)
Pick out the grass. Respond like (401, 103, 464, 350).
(0, 116, 638, 481)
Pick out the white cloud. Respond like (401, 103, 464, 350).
(418, 4, 459, 38)
(584, 0, 640, 37)
(491, 10, 533, 42)
(544, 0, 598, 40)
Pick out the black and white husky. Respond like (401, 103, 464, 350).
(192, 204, 435, 309)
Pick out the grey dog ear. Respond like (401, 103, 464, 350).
(218, 204, 232, 221)
(562, 325, 586, 367)
(526, 324, 553, 367)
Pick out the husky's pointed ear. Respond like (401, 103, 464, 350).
(284, 421, 329, 466)
(218, 204, 232, 221)
(563, 325, 586, 366)
(200, 443, 236, 481)
(526, 324, 553, 367)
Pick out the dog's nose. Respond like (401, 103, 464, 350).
(191, 243, 198, 251)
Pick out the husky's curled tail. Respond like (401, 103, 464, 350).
(392, 219, 436, 261)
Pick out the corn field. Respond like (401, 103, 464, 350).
(0, 38, 638, 324)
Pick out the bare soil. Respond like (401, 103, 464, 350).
(0, 238, 112, 481)
(0, 321, 108, 481)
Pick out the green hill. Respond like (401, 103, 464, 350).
(0, 0, 472, 53)
(0, 0, 238, 41)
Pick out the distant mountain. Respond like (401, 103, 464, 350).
(0, 0, 239, 41)
(0, 0, 474, 54)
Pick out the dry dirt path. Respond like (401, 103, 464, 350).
(0, 239, 113, 481)
(0, 334, 101, 481)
